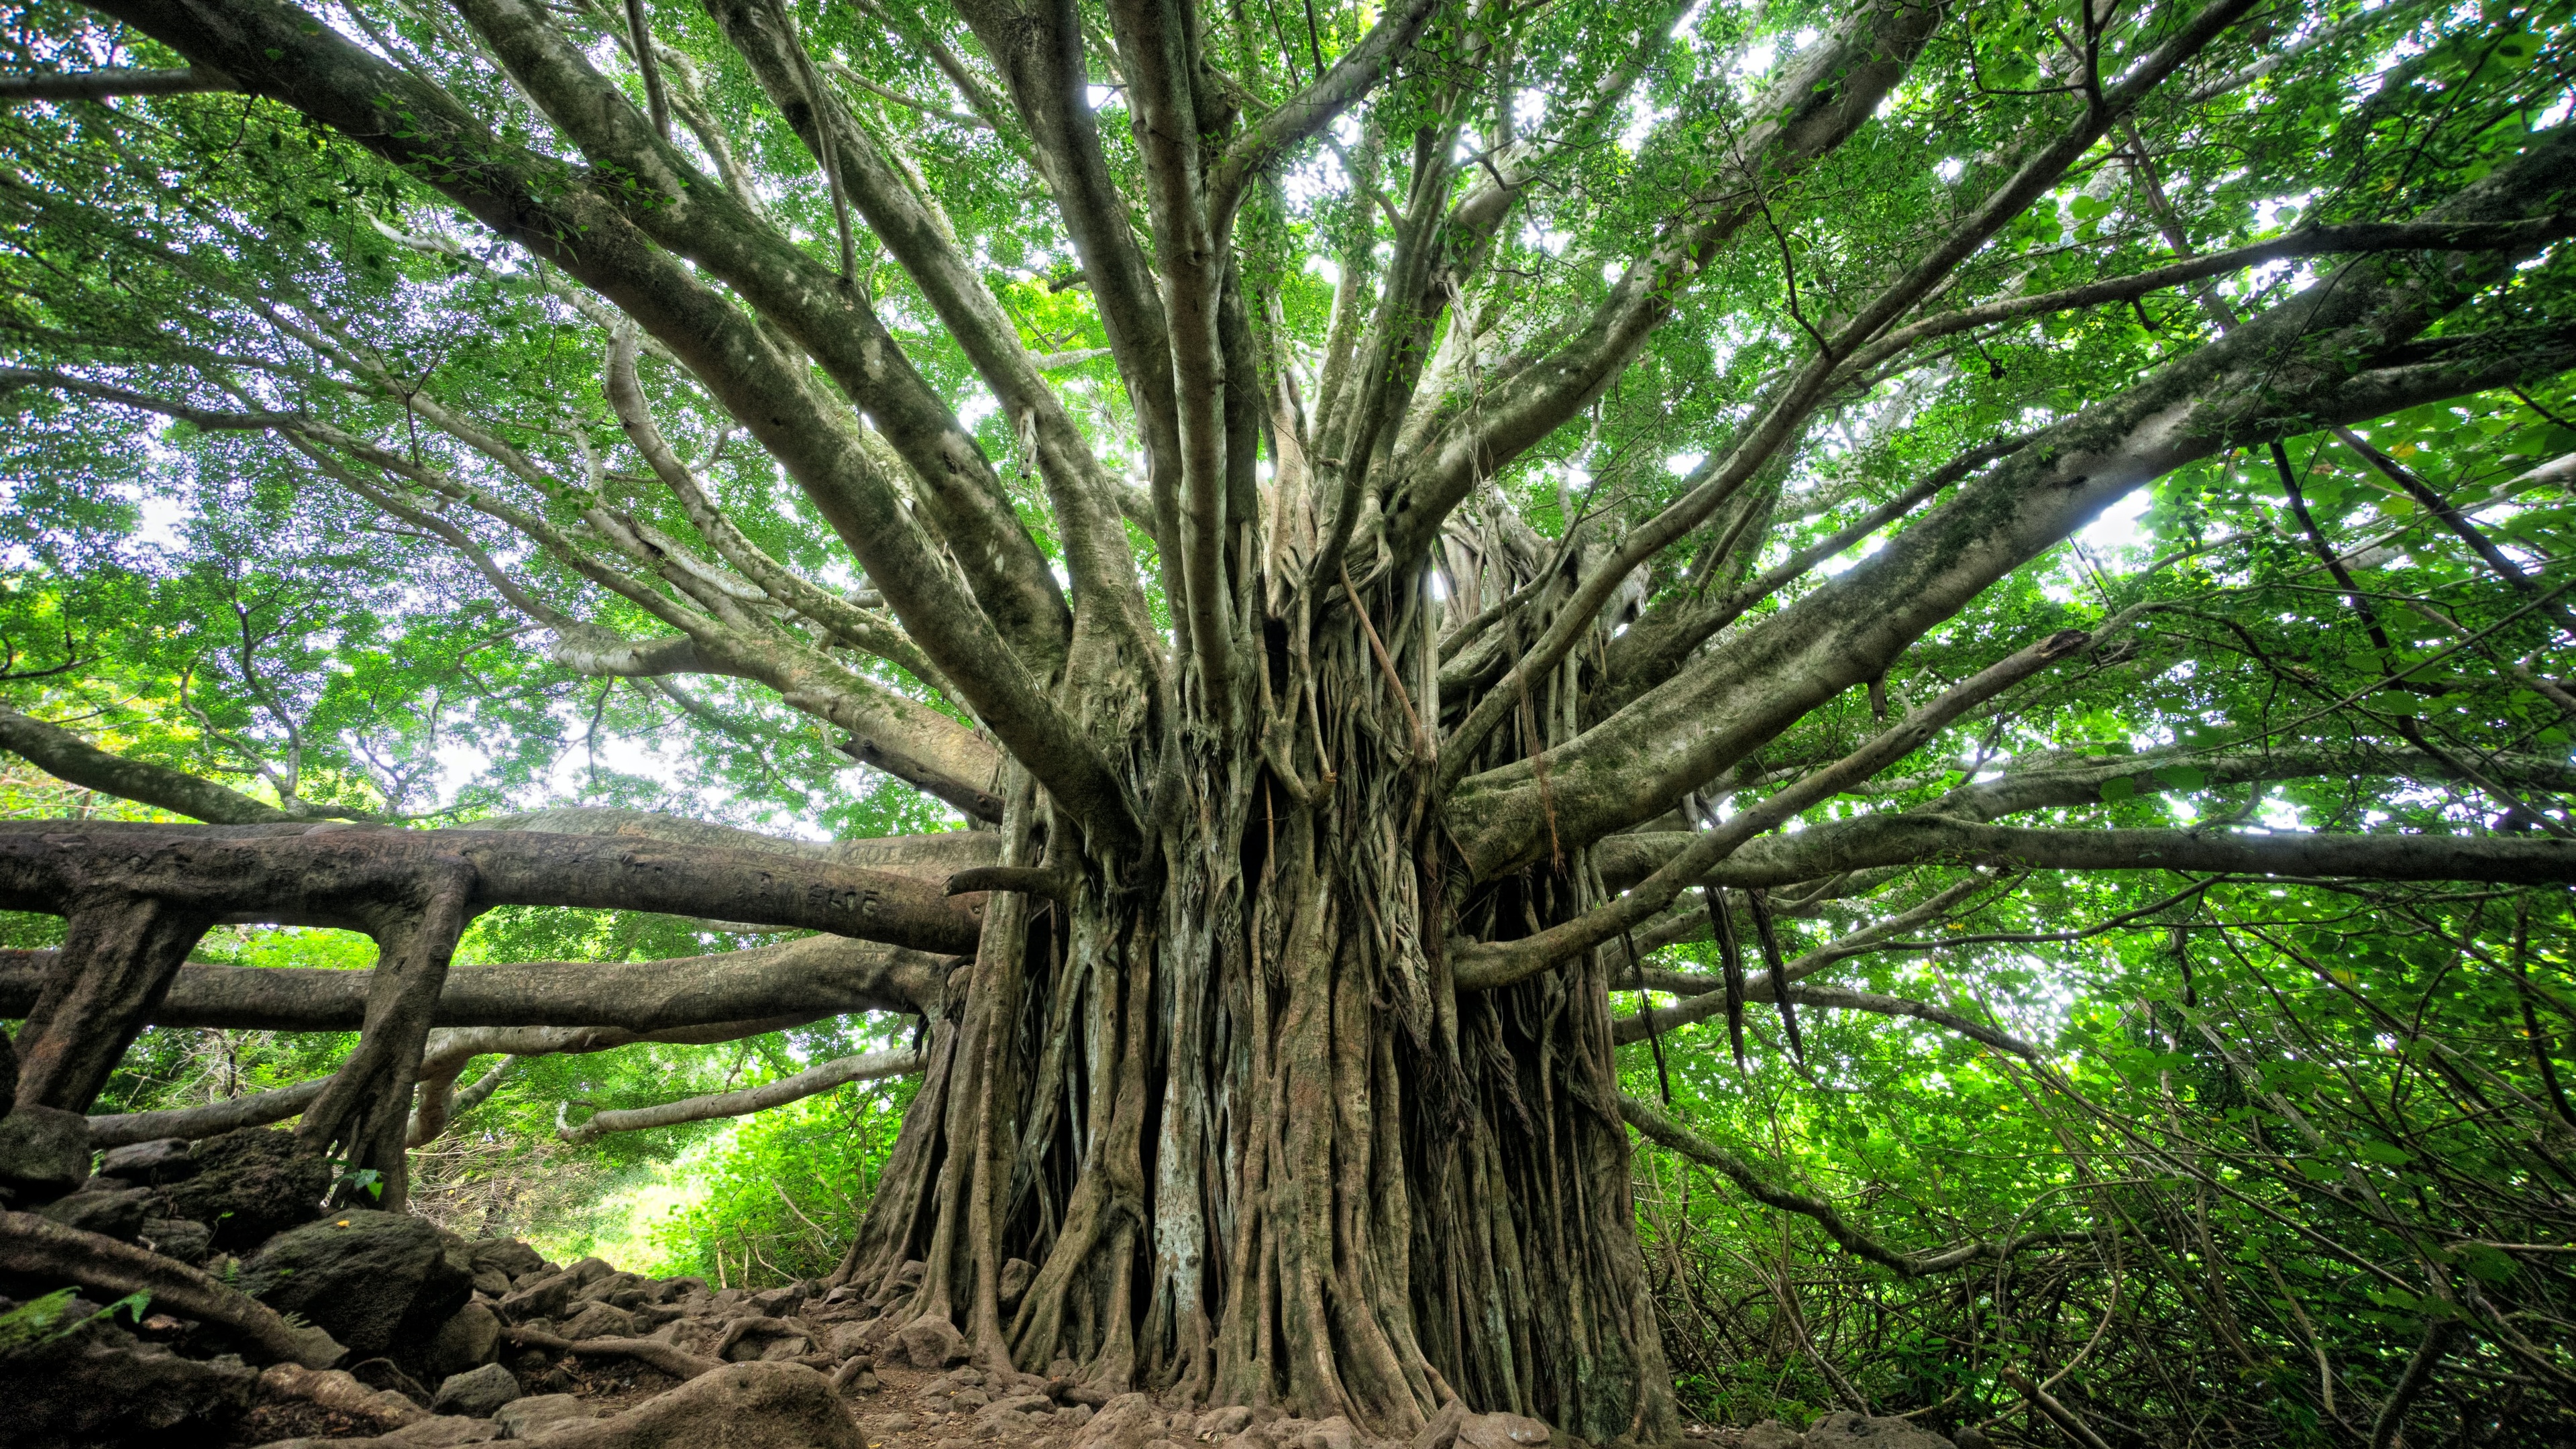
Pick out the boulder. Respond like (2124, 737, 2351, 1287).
(0, 1334, 256, 1448)
(386, 1415, 506, 1444)
(650, 1276, 705, 1303)
(97, 1136, 198, 1186)
(140, 1216, 212, 1265)
(498, 1271, 579, 1324)
(162, 1128, 331, 1249)
(35, 1183, 154, 1240)
(1457, 1413, 1552, 1449)
(557, 1301, 636, 1342)
(1069, 1393, 1163, 1449)
(1738, 1426, 1802, 1449)
(472, 1267, 514, 1297)
(564, 1256, 615, 1287)
(998, 1257, 1034, 1310)
(432, 1362, 524, 1417)
(538, 1362, 864, 1449)
(242, 1209, 474, 1366)
(900, 1313, 968, 1368)
(471, 1238, 547, 1279)
(494, 1391, 600, 1440)
(1800, 1413, 1955, 1449)
(426, 1301, 504, 1380)
(0, 1104, 91, 1205)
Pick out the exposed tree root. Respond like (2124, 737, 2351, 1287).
(0, 1210, 345, 1366)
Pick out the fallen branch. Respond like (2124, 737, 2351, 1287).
(256, 1362, 430, 1428)
(0, 1210, 344, 1366)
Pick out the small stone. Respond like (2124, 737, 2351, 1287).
(431, 1362, 524, 1417)
(946, 1367, 987, 1388)
(878, 1413, 921, 1433)
(98, 1136, 198, 1185)
(494, 1391, 594, 1439)
(1199, 1407, 1254, 1439)
(1292, 1419, 1360, 1449)
(900, 1314, 968, 1368)
(953, 1389, 990, 1410)
(937, 1438, 977, 1449)
(0, 1104, 91, 1204)
(975, 1409, 1032, 1440)
(1738, 1424, 1802, 1449)
(1058, 1405, 1093, 1429)
(1951, 1430, 1992, 1449)
(140, 1217, 213, 1265)
(758, 1334, 814, 1360)
(36, 1184, 154, 1240)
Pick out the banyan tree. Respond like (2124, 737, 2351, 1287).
(0, 0, 2572, 1437)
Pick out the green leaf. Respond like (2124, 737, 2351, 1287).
(2099, 776, 2137, 802)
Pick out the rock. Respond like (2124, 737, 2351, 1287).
(828, 1322, 877, 1358)
(242, 1209, 475, 1367)
(352, 1356, 438, 1407)
(649, 1276, 704, 1303)
(749, 1285, 805, 1316)
(35, 1183, 154, 1240)
(976, 1407, 1034, 1440)
(162, 1127, 332, 1249)
(472, 1267, 514, 1297)
(426, 1302, 503, 1380)
(557, 1301, 636, 1341)
(1071, 1393, 1165, 1449)
(97, 1136, 198, 1185)
(531, 1362, 863, 1448)
(995, 1256, 1036, 1311)
(0, 1104, 91, 1205)
(1457, 1413, 1552, 1449)
(1058, 1404, 1094, 1429)
(1201, 1407, 1254, 1438)
(876, 1413, 920, 1433)
(757, 1334, 813, 1360)
(1800, 1413, 1955, 1449)
(1737, 1427, 1802, 1449)
(564, 1256, 615, 1287)
(1292, 1417, 1361, 1449)
(1950, 1430, 1991, 1449)
(433, 1362, 524, 1417)
(471, 1238, 547, 1279)
(0, 1335, 257, 1448)
(498, 1271, 580, 1324)
(140, 1216, 211, 1265)
(952, 1387, 991, 1409)
(901, 1313, 969, 1368)
(495, 1392, 596, 1440)
(386, 1415, 507, 1444)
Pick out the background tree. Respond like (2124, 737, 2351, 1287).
(0, 0, 2573, 1439)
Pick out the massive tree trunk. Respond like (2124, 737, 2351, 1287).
(828, 594, 1673, 1439)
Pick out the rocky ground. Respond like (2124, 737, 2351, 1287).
(0, 1122, 1958, 1449)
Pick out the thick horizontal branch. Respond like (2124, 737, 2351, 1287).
(0, 822, 985, 953)
(0, 932, 947, 1033)
(0, 66, 232, 103)
(1598, 815, 2576, 891)
(1618, 1094, 2088, 1278)
(0, 705, 291, 823)
(558, 1046, 921, 1144)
